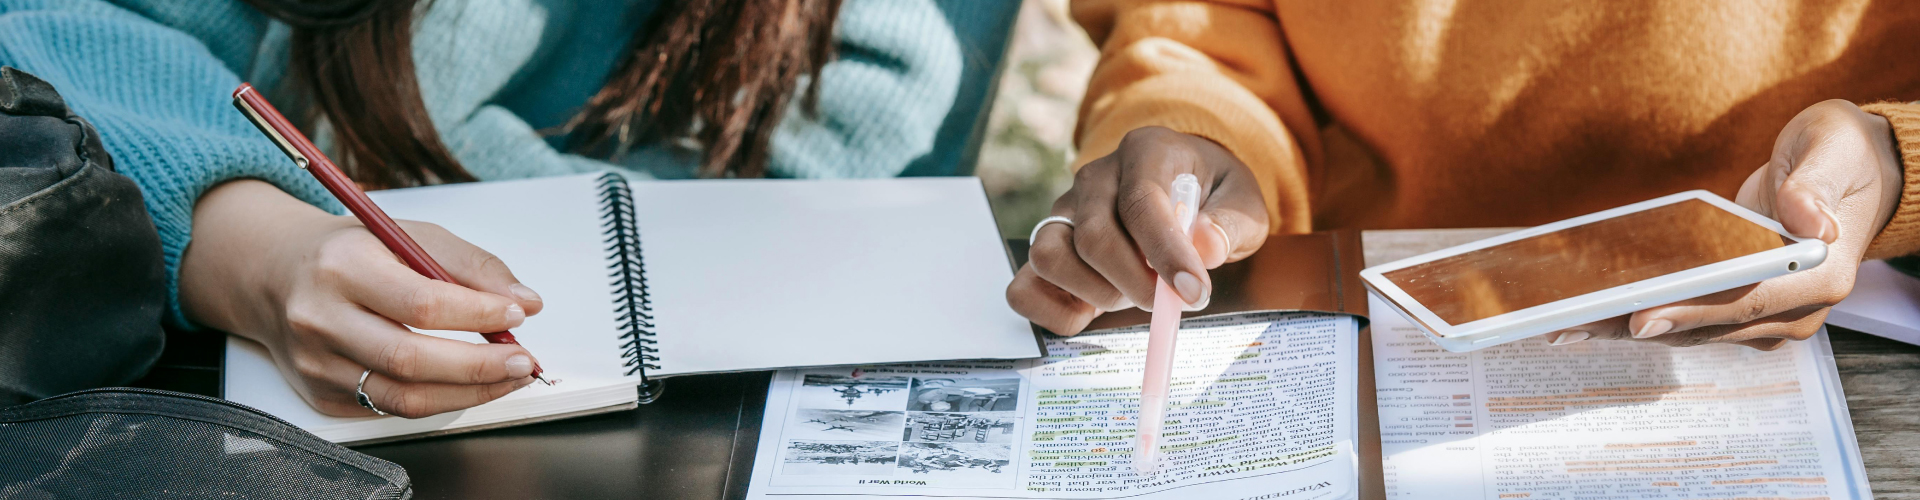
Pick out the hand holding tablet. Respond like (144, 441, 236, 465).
(1361, 191, 1828, 352)
(1365, 100, 1907, 352)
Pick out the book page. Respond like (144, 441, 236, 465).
(745, 312, 1360, 500)
(1369, 294, 1872, 499)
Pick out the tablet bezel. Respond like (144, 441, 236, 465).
(1358, 190, 1828, 352)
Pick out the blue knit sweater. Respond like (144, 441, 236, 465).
(0, 0, 963, 326)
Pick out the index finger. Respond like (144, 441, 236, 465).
(1114, 138, 1210, 306)
(342, 256, 528, 333)
(331, 308, 539, 385)
(402, 220, 546, 316)
(1627, 267, 1848, 340)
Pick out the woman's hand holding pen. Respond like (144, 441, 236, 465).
(180, 180, 547, 418)
(1548, 100, 1904, 350)
(1007, 127, 1271, 335)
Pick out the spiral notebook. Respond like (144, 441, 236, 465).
(223, 173, 1043, 444)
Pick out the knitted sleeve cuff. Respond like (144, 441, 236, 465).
(1070, 0, 1317, 235)
(0, 3, 343, 329)
(1860, 101, 1920, 260)
(1073, 74, 1311, 235)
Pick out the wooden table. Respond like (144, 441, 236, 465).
(137, 230, 1920, 498)
(1833, 330, 1920, 498)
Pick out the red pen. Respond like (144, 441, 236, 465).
(231, 83, 552, 385)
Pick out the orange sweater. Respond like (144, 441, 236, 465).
(1072, 0, 1920, 258)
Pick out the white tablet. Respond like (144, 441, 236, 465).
(1360, 191, 1827, 352)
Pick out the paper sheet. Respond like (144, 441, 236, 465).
(1369, 294, 1872, 499)
(1828, 259, 1920, 344)
(745, 312, 1360, 500)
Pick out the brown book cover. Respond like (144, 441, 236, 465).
(1076, 230, 1371, 332)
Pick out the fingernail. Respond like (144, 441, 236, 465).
(1634, 319, 1673, 339)
(1550, 331, 1590, 346)
(509, 283, 543, 303)
(1172, 272, 1204, 305)
(1815, 200, 1841, 243)
(506, 354, 534, 377)
(1210, 222, 1231, 249)
(505, 303, 526, 328)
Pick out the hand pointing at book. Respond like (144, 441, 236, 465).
(180, 180, 547, 418)
(1007, 127, 1271, 335)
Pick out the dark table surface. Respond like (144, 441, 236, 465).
(359, 372, 772, 499)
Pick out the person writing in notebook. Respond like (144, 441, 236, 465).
(0, 0, 964, 417)
(1007, 1, 1920, 351)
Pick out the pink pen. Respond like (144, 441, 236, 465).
(1134, 173, 1201, 475)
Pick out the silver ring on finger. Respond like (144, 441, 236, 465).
(356, 369, 387, 416)
(1029, 216, 1075, 245)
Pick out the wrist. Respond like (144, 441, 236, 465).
(1857, 102, 1920, 259)
(1866, 113, 1902, 238)
(179, 180, 340, 336)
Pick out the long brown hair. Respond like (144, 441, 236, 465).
(246, 0, 841, 188)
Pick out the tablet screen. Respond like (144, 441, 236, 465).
(1383, 199, 1789, 326)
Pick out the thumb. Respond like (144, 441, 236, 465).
(1734, 162, 1776, 217)
(1774, 179, 1841, 244)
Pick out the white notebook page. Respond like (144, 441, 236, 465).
(1828, 259, 1920, 344)
(628, 178, 1039, 376)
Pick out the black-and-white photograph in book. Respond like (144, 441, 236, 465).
(780, 440, 900, 476)
(795, 372, 911, 411)
(788, 409, 906, 441)
(897, 442, 1014, 482)
(904, 412, 1019, 444)
(907, 378, 1020, 412)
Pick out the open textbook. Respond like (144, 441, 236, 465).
(1362, 228, 1872, 499)
(743, 229, 1872, 499)
(1370, 294, 1872, 499)
(745, 312, 1362, 500)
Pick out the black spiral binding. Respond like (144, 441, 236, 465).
(597, 173, 665, 403)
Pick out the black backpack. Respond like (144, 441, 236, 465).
(0, 388, 412, 499)
(0, 66, 165, 406)
(0, 67, 413, 498)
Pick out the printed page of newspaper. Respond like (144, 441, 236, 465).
(1370, 294, 1872, 499)
(744, 312, 1360, 500)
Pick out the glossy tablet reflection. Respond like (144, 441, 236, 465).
(1384, 199, 1789, 326)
